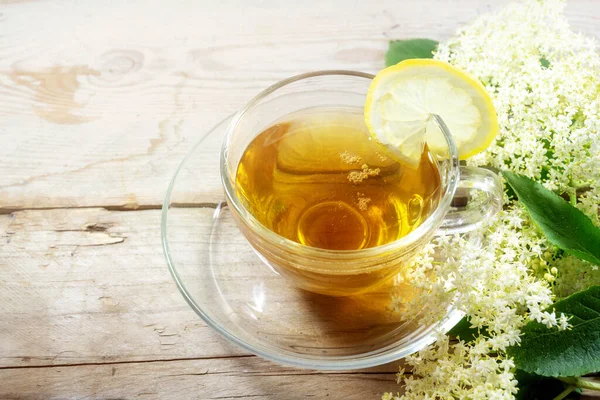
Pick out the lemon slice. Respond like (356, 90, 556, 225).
(364, 59, 498, 167)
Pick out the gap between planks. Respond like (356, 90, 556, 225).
(0, 202, 221, 215)
(0, 355, 253, 371)
(0, 354, 402, 376)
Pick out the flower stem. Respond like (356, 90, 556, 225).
(558, 377, 600, 392)
(568, 190, 577, 206)
(552, 385, 575, 400)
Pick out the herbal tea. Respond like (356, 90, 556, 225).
(235, 107, 441, 251)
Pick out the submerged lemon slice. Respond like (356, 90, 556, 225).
(364, 59, 498, 166)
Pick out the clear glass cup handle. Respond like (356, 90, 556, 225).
(437, 166, 503, 235)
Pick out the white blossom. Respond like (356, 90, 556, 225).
(384, 0, 600, 398)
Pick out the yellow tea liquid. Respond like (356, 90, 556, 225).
(235, 107, 441, 251)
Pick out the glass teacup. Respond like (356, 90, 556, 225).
(221, 71, 502, 296)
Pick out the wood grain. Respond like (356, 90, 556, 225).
(0, 207, 245, 367)
(0, 357, 398, 400)
(2, 0, 600, 211)
(0, 205, 403, 397)
(1, 206, 411, 367)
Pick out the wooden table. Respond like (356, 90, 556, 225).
(1, 1, 599, 398)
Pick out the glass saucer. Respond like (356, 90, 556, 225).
(161, 115, 463, 370)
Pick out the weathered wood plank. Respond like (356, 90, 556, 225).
(0, 206, 411, 368)
(0, 356, 398, 399)
(0, 207, 249, 367)
(1, 357, 598, 399)
(2, 0, 599, 210)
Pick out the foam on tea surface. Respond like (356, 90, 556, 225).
(235, 107, 441, 251)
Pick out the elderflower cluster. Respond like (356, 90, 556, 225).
(553, 254, 600, 298)
(384, 0, 600, 399)
(406, 206, 567, 333)
(435, 0, 600, 195)
(387, 208, 566, 400)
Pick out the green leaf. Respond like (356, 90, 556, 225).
(515, 370, 580, 400)
(502, 171, 600, 266)
(448, 316, 480, 342)
(508, 286, 600, 377)
(385, 39, 438, 66)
